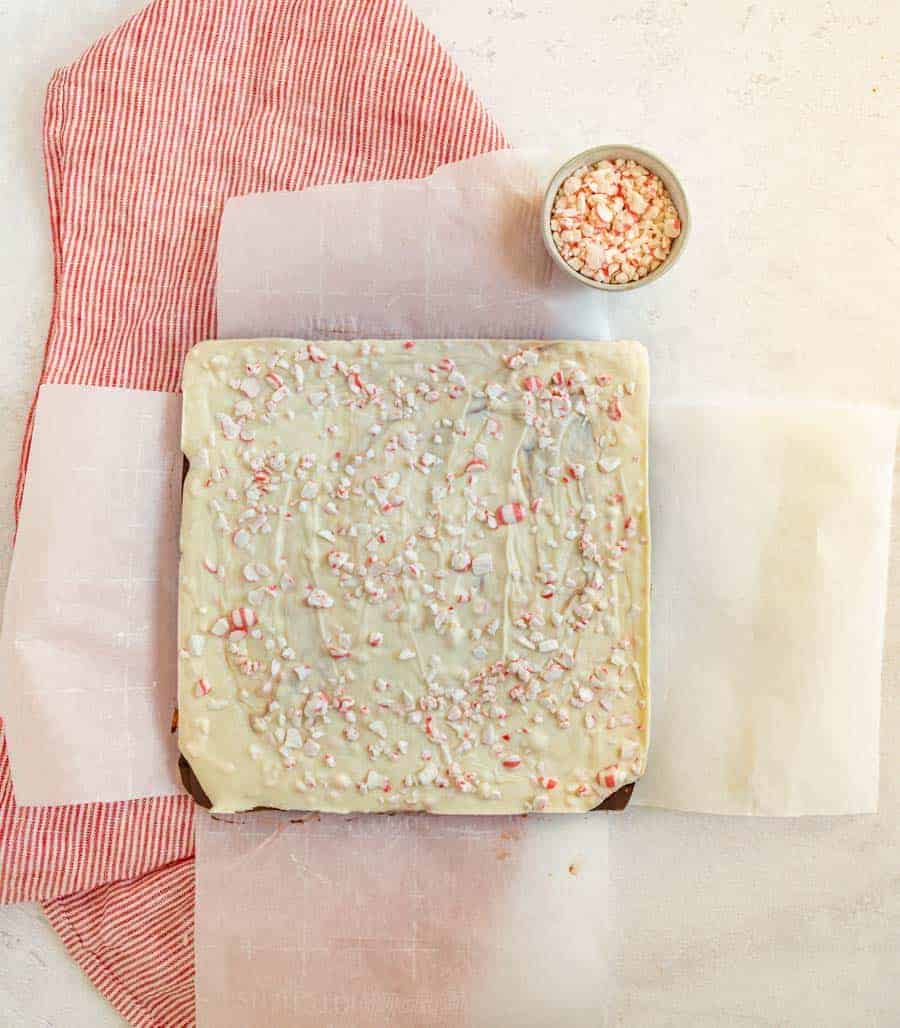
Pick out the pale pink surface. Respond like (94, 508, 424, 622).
(0, 385, 183, 806)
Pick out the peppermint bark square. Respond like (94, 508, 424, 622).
(179, 339, 649, 813)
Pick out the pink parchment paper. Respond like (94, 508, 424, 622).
(0, 385, 182, 805)
(217, 150, 610, 344)
(195, 810, 609, 1028)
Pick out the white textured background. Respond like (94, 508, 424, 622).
(1, 1, 897, 1024)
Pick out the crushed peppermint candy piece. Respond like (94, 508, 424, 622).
(230, 607, 258, 630)
(495, 502, 525, 526)
(471, 553, 493, 576)
(451, 551, 472, 572)
(598, 766, 627, 790)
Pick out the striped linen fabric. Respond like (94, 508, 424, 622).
(44, 858, 196, 1028)
(2, 0, 503, 1023)
(0, 728, 194, 904)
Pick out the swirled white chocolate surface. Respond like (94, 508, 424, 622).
(179, 339, 649, 813)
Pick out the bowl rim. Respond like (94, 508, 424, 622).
(540, 144, 690, 292)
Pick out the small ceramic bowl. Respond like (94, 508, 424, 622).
(541, 144, 690, 291)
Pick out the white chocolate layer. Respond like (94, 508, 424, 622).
(179, 339, 649, 813)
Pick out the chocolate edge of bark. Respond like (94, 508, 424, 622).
(178, 754, 634, 813)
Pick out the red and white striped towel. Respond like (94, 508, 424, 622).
(2, 1, 503, 1023)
